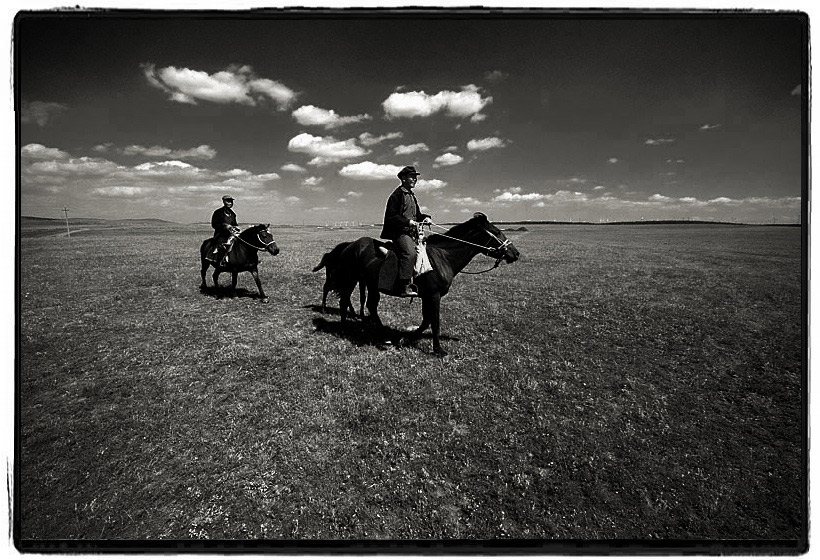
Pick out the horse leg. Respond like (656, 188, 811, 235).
(358, 283, 367, 318)
(366, 282, 383, 327)
(428, 293, 446, 356)
(250, 268, 268, 303)
(230, 272, 239, 298)
(200, 259, 210, 290)
(212, 269, 221, 292)
(321, 282, 330, 313)
(339, 288, 354, 323)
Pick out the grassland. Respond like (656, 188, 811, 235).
(16, 221, 805, 550)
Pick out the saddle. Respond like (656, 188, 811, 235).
(375, 239, 433, 295)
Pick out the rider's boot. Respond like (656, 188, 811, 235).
(396, 278, 418, 297)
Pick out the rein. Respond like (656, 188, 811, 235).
(233, 230, 275, 251)
(427, 222, 510, 274)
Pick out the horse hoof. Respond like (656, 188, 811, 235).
(433, 348, 448, 357)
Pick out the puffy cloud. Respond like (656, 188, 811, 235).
(645, 137, 675, 145)
(649, 194, 673, 202)
(142, 63, 296, 110)
(484, 70, 509, 83)
(433, 153, 463, 167)
(21, 143, 70, 160)
(394, 143, 430, 155)
(21, 101, 69, 127)
(92, 186, 154, 197)
(287, 133, 370, 166)
(415, 179, 447, 192)
(281, 163, 307, 173)
(338, 161, 402, 180)
(121, 144, 217, 160)
(699, 123, 721, 131)
(293, 105, 371, 128)
(346, 191, 363, 198)
(382, 84, 492, 120)
(359, 131, 403, 146)
(467, 137, 507, 151)
(608, 157, 620, 164)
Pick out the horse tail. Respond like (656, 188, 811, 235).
(313, 252, 331, 272)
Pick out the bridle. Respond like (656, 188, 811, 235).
(233, 228, 277, 251)
(427, 221, 512, 274)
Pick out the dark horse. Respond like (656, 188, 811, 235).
(200, 224, 280, 302)
(332, 212, 519, 355)
(313, 241, 367, 316)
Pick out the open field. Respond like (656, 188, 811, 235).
(16, 221, 805, 550)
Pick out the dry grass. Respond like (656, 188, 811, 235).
(16, 222, 805, 551)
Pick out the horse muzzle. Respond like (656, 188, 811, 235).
(268, 243, 280, 256)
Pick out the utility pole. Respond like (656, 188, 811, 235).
(62, 206, 71, 237)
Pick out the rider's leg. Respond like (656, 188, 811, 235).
(394, 234, 418, 296)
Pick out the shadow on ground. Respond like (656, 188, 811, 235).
(311, 312, 459, 353)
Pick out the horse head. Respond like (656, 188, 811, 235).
(470, 212, 520, 263)
(243, 223, 280, 256)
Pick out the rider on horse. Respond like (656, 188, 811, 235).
(210, 194, 240, 266)
(380, 166, 432, 297)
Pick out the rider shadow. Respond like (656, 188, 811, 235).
(200, 285, 264, 301)
(311, 314, 460, 351)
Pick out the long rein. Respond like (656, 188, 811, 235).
(425, 222, 511, 274)
(233, 231, 275, 251)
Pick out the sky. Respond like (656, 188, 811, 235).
(15, 9, 807, 225)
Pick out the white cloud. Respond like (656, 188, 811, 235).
(394, 143, 430, 155)
(645, 137, 676, 145)
(484, 70, 509, 83)
(699, 124, 721, 131)
(281, 163, 307, 173)
(287, 133, 370, 166)
(293, 105, 371, 128)
(121, 144, 217, 160)
(433, 153, 463, 167)
(415, 179, 447, 192)
(91, 186, 154, 197)
(142, 63, 296, 110)
(382, 84, 492, 120)
(650, 194, 673, 202)
(21, 101, 69, 127)
(359, 132, 403, 146)
(285, 196, 301, 203)
(21, 144, 70, 160)
(346, 191, 363, 198)
(608, 157, 619, 164)
(302, 176, 324, 189)
(338, 161, 402, 180)
(467, 137, 507, 151)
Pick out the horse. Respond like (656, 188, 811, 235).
(200, 223, 280, 303)
(331, 212, 520, 356)
(312, 241, 367, 316)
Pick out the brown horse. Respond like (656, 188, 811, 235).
(312, 241, 367, 316)
(331, 212, 520, 355)
(200, 223, 280, 302)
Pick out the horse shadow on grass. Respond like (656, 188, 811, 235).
(200, 285, 266, 301)
(308, 304, 460, 352)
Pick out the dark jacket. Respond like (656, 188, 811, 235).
(211, 206, 237, 240)
(380, 186, 430, 239)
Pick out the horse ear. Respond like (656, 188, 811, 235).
(473, 212, 488, 221)
(265, 223, 270, 229)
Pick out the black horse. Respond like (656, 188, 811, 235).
(313, 241, 367, 316)
(200, 223, 280, 302)
(331, 212, 520, 355)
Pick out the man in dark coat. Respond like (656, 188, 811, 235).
(380, 166, 431, 297)
(210, 194, 239, 266)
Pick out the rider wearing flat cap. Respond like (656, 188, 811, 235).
(380, 166, 432, 297)
(210, 195, 240, 266)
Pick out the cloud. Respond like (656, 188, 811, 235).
(302, 176, 325, 191)
(338, 161, 402, 180)
(394, 143, 429, 155)
(645, 137, 676, 145)
(281, 163, 307, 173)
(484, 70, 509, 83)
(287, 133, 370, 166)
(382, 84, 492, 120)
(359, 131, 403, 146)
(433, 153, 463, 167)
(293, 105, 371, 128)
(608, 157, 619, 164)
(346, 191, 363, 198)
(120, 144, 217, 160)
(467, 137, 507, 151)
(415, 179, 447, 192)
(21, 101, 69, 127)
(699, 124, 721, 131)
(649, 194, 673, 202)
(142, 63, 296, 110)
(91, 186, 154, 197)
(21, 143, 70, 160)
